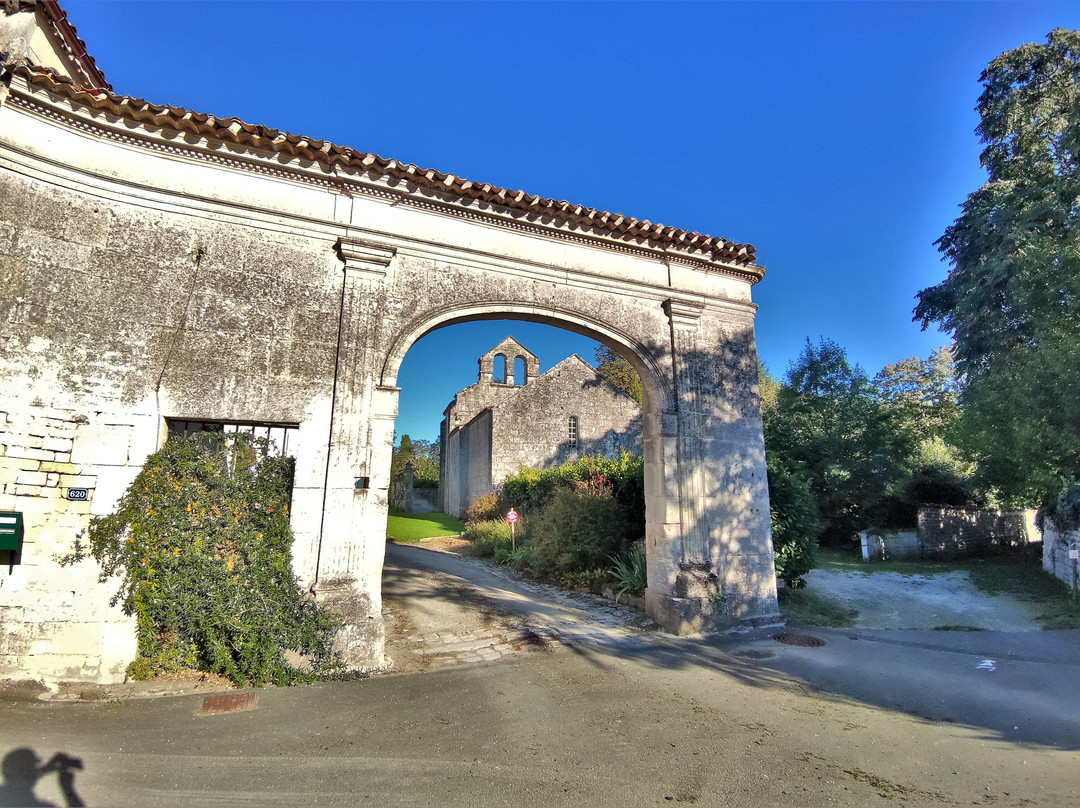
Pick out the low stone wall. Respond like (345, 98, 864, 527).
(1042, 518, 1079, 591)
(860, 530, 919, 561)
(407, 488, 440, 514)
(917, 507, 1038, 559)
(859, 508, 1038, 562)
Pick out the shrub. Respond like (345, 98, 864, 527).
(463, 519, 515, 559)
(70, 432, 343, 686)
(1042, 480, 1080, 532)
(766, 455, 820, 587)
(609, 545, 647, 601)
(465, 492, 501, 523)
(527, 486, 630, 577)
(499, 451, 645, 543)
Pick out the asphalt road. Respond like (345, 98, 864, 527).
(1, 543, 1077, 807)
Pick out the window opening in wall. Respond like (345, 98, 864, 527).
(166, 419, 299, 457)
(514, 356, 527, 386)
(494, 354, 507, 384)
(568, 415, 578, 448)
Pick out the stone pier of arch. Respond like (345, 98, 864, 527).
(0, 5, 779, 682)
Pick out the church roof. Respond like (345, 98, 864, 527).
(1, 32, 760, 274)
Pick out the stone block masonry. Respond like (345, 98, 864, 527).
(1, 403, 138, 683)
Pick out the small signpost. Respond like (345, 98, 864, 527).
(506, 509, 519, 552)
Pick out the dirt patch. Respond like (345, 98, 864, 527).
(803, 568, 1043, 630)
(400, 535, 471, 554)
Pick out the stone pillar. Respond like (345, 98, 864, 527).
(645, 299, 779, 635)
(312, 236, 398, 671)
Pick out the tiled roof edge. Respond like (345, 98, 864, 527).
(15, 1, 110, 91)
(4, 61, 760, 272)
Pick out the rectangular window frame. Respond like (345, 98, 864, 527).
(166, 418, 299, 457)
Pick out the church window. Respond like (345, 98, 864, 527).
(494, 354, 508, 383)
(514, 356, 527, 386)
(568, 416, 578, 448)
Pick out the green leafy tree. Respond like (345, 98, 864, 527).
(391, 434, 440, 487)
(595, 345, 642, 404)
(871, 347, 961, 450)
(764, 338, 909, 544)
(915, 28, 1080, 503)
(766, 454, 821, 587)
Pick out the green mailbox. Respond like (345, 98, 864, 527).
(0, 511, 23, 551)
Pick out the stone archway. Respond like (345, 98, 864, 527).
(316, 234, 779, 668)
(0, 17, 777, 680)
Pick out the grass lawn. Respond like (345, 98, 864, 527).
(815, 547, 1080, 630)
(386, 509, 466, 543)
(777, 587, 860, 628)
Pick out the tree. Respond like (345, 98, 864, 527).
(764, 338, 908, 544)
(871, 347, 962, 460)
(391, 435, 440, 487)
(915, 28, 1080, 503)
(595, 345, 642, 404)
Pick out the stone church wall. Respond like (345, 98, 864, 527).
(441, 410, 493, 517)
(490, 357, 641, 485)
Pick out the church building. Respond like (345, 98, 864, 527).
(440, 338, 641, 517)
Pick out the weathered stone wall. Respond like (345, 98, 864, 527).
(441, 410, 496, 519)
(490, 355, 641, 483)
(859, 529, 921, 561)
(916, 507, 1038, 558)
(0, 164, 342, 681)
(1, 36, 780, 681)
(1043, 518, 1079, 591)
(406, 487, 440, 514)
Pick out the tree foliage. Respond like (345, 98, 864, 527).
(595, 345, 642, 404)
(764, 338, 909, 544)
(766, 454, 820, 587)
(915, 28, 1080, 503)
(764, 340, 976, 546)
(871, 347, 961, 451)
(391, 434, 440, 488)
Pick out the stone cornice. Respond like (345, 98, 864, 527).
(335, 237, 396, 276)
(1, 66, 767, 286)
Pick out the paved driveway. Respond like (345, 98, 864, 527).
(0, 543, 1076, 807)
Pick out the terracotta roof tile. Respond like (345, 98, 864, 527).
(12, 1, 110, 90)
(2, 60, 759, 271)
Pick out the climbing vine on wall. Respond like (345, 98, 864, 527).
(69, 433, 343, 686)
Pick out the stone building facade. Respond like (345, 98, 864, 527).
(1, 2, 779, 685)
(440, 337, 642, 517)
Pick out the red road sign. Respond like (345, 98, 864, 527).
(506, 509, 519, 524)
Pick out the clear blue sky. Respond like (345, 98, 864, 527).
(62, 0, 1080, 442)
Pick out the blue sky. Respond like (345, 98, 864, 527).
(62, 0, 1080, 442)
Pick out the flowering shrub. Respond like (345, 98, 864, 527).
(465, 491, 501, 523)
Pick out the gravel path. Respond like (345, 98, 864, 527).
(803, 567, 1043, 630)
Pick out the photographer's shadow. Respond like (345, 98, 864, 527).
(0, 748, 85, 807)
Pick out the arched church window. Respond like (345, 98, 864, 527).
(514, 356, 527, 386)
(494, 354, 507, 383)
(568, 416, 578, 448)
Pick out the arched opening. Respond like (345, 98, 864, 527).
(381, 313, 666, 636)
(494, 354, 508, 384)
